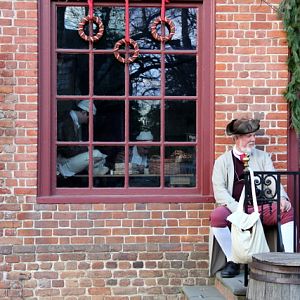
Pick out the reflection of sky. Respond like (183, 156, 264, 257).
(64, 6, 197, 48)
(166, 8, 197, 48)
(64, 7, 85, 30)
(133, 100, 160, 126)
(130, 54, 161, 96)
(64, 6, 197, 121)
(137, 100, 160, 115)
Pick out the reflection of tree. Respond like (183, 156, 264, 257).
(57, 5, 197, 141)
(130, 100, 160, 140)
(165, 101, 195, 141)
(130, 55, 161, 96)
(165, 55, 196, 96)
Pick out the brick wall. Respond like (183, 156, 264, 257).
(0, 0, 289, 299)
(215, 0, 289, 169)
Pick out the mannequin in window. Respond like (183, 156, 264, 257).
(57, 100, 108, 177)
(115, 131, 153, 174)
(131, 131, 153, 174)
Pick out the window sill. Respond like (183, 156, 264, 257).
(37, 194, 214, 204)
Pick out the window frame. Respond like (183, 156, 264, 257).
(38, 0, 215, 203)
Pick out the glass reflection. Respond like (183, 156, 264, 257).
(57, 54, 89, 95)
(57, 6, 89, 49)
(58, 7, 197, 51)
(130, 7, 160, 50)
(129, 146, 160, 187)
(93, 101, 125, 142)
(56, 146, 90, 188)
(165, 100, 196, 141)
(164, 146, 196, 187)
(129, 54, 161, 96)
(94, 55, 125, 95)
(93, 146, 124, 187)
(165, 55, 196, 96)
(129, 100, 160, 141)
(57, 100, 94, 142)
(93, 7, 125, 50)
(165, 8, 197, 50)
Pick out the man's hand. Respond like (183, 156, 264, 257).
(280, 198, 291, 212)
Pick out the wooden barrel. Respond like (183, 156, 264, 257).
(247, 253, 300, 300)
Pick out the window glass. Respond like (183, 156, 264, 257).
(93, 100, 125, 142)
(93, 146, 124, 187)
(129, 100, 160, 142)
(165, 8, 197, 50)
(164, 146, 196, 187)
(57, 6, 89, 49)
(57, 146, 89, 188)
(165, 100, 196, 141)
(129, 54, 161, 96)
(129, 146, 161, 187)
(165, 55, 196, 96)
(94, 55, 125, 96)
(57, 54, 89, 95)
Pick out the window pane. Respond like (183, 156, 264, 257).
(93, 7, 125, 50)
(129, 100, 160, 141)
(165, 55, 196, 96)
(131, 8, 160, 50)
(57, 6, 89, 49)
(129, 54, 161, 96)
(57, 99, 100, 142)
(93, 100, 125, 142)
(57, 54, 89, 95)
(93, 146, 124, 187)
(165, 8, 197, 50)
(164, 146, 196, 187)
(56, 146, 89, 188)
(94, 54, 125, 95)
(129, 146, 160, 187)
(165, 100, 196, 141)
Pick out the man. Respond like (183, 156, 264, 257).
(210, 118, 294, 278)
(57, 100, 107, 177)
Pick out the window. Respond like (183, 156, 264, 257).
(38, 0, 214, 203)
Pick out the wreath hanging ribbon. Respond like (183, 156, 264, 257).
(113, 0, 140, 64)
(151, 0, 175, 42)
(78, 0, 104, 43)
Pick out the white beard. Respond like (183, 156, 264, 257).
(239, 144, 255, 155)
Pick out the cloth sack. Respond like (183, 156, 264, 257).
(227, 168, 270, 264)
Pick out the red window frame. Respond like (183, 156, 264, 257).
(37, 0, 215, 203)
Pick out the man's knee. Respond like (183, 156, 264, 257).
(210, 206, 231, 227)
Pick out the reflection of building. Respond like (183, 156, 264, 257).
(2, 1, 300, 299)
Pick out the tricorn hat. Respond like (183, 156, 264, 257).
(226, 118, 260, 136)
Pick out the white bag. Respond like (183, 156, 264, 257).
(227, 168, 270, 264)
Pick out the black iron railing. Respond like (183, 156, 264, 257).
(243, 170, 300, 286)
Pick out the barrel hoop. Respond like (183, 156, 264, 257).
(250, 261, 300, 275)
(250, 272, 300, 285)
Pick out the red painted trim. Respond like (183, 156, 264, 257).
(38, 0, 52, 197)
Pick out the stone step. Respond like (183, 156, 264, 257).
(182, 285, 226, 300)
(214, 271, 247, 300)
(182, 272, 247, 300)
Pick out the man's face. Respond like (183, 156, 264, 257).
(235, 133, 256, 153)
(78, 110, 89, 124)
